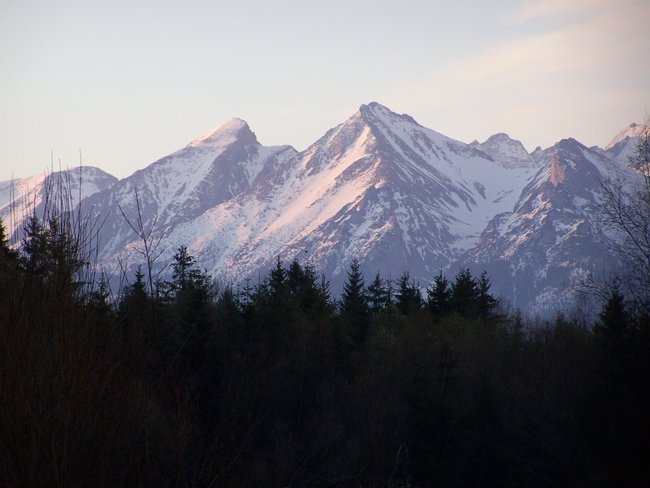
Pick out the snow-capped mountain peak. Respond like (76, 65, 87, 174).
(187, 118, 254, 148)
(473, 132, 536, 169)
(3, 103, 644, 317)
(358, 101, 420, 127)
(0, 166, 117, 237)
(603, 122, 647, 168)
(605, 122, 647, 151)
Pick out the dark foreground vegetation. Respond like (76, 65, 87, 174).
(1, 209, 649, 487)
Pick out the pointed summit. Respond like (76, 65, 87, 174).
(187, 118, 256, 148)
(603, 122, 647, 167)
(357, 101, 420, 127)
(302, 101, 439, 175)
(10, 102, 645, 317)
(605, 122, 647, 151)
(359, 101, 392, 115)
(476, 133, 535, 169)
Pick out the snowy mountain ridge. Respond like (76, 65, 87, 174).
(1, 103, 644, 314)
(0, 166, 117, 237)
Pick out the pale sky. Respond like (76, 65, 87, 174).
(1, 0, 648, 181)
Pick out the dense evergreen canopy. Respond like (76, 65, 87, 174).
(1, 213, 649, 486)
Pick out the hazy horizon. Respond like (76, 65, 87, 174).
(2, 0, 648, 181)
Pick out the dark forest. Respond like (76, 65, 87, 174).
(1, 200, 649, 487)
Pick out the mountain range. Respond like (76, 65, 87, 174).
(1, 103, 645, 315)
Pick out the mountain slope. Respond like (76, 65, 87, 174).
(3, 106, 644, 315)
(137, 103, 539, 290)
(605, 122, 648, 168)
(464, 137, 637, 313)
(84, 119, 297, 264)
(0, 166, 117, 238)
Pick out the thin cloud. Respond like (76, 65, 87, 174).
(509, 0, 634, 23)
(389, 0, 650, 148)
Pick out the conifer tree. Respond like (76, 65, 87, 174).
(317, 273, 335, 315)
(476, 271, 498, 319)
(171, 245, 195, 292)
(20, 216, 47, 277)
(596, 286, 629, 342)
(119, 266, 148, 313)
(367, 271, 389, 313)
(87, 271, 113, 317)
(269, 256, 288, 301)
(0, 219, 18, 275)
(0, 219, 19, 313)
(0, 219, 17, 261)
(19, 214, 86, 302)
(287, 261, 330, 316)
(240, 277, 254, 309)
(385, 275, 395, 308)
(450, 269, 478, 317)
(427, 271, 450, 317)
(167, 246, 215, 370)
(396, 271, 422, 315)
(340, 258, 369, 346)
(341, 259, 367, 311)
(115, 265, 152, 350)
(287, 259, 304, 296)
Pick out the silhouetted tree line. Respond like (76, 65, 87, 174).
(1, 212, 649, 487)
